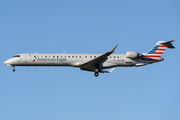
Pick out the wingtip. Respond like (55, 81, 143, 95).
(108, 67, 116, 73)
(102, 67, 116, 73)
(110, 45, 118, 52)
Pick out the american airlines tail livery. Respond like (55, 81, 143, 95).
(4, 40, 175, 77)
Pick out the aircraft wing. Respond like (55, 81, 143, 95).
(80, 45, 118, 72)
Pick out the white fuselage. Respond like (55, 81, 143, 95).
(4, 40, 175, 77)
(4, 53, 158, 69)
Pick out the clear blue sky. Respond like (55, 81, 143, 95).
(1, 0, 180, 120)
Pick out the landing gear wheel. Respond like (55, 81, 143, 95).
(94, 72, 99, 77)
(12, 68, 15, 72)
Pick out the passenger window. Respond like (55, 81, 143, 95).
(79, 56, 81, 58)
(85, 56, 87, 58)
(72, 56, 74, 58)
(94, 56, 96, 58)
(69, 56, 70, 58)
(76, 56, 77, 58)
(90, 56, 92, 58)
(114, 56, 116, 58)
(117, 56, 119, 58)
(45, 56, 47, 58)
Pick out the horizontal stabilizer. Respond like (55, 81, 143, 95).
(160, 40, 176, 44)
(160, 40, 176, 48)
(167, 44, 175, 48)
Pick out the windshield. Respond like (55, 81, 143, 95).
(13, 55, 20, 58)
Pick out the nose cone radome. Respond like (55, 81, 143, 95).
(4, 60, 9, 64)
(4, 59, 13, 66)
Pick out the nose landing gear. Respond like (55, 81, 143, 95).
(12, 66, 15, 72)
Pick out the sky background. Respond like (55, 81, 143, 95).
(0, 0, 180, 120)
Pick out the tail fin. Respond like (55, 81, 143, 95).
(142, 40, 175, 61)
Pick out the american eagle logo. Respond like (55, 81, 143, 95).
(33, 57, 37, 62)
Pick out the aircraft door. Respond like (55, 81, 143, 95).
(22, 54, 29, 63)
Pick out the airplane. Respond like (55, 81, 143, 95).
(4, 40, 175, 77)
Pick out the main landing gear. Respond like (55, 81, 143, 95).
(94, 72, 99, 77)
(94, 68, 99, 77)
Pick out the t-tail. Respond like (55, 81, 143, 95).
(141, 40, 176, 62)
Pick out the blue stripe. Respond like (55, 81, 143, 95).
(148, 51, 155, 54)
(148, 45, 160, 54)
(149, 50, 156, 52)
(152, 48, 158, 51)
(153, 45, 160, 48)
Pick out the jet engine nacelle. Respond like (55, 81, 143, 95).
(126, 51, 143, 59)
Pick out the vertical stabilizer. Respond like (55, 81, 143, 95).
(142, 40, 175, 61)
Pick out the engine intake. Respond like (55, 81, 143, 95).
(126, 51, 143, 59)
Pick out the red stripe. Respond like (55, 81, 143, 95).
(160, 45, 167, 47)
(157, 49, 166, 51)
(141, 58, 159, 61)
(154, 52, 163, 54)
(144, 55, 161, 58)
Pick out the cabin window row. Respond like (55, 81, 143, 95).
(34, 56, 121, 58)
(34, 56, 82, 58)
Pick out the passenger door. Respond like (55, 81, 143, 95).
(22, 54, 29, 63)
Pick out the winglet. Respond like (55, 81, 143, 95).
(110, 45, 118, 52)
(108, 67, 116, 73)
(102, 67, 116, 73)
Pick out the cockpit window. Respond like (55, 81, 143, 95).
(13, 55, 20, 57)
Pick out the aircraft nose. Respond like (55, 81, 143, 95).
(4, 60, 7, 64)
(4, 59, 13, 66)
